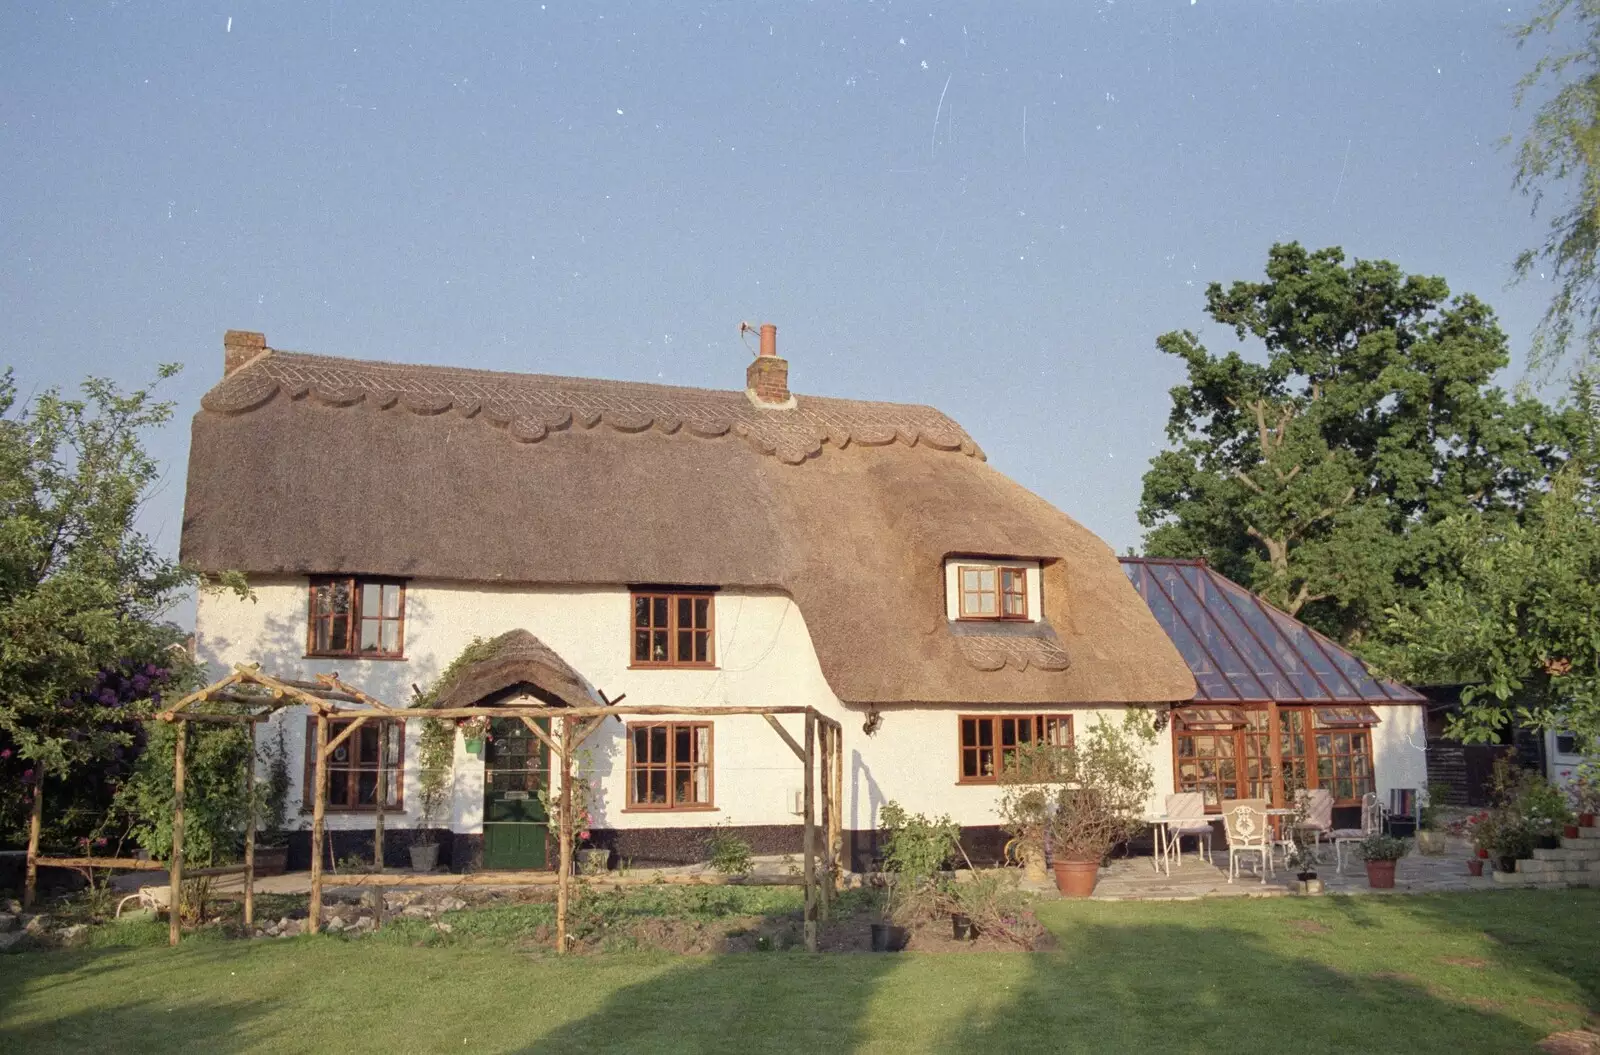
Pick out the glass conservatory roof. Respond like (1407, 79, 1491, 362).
(1120, 557, 1424, 704)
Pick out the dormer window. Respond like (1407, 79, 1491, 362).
(957, 565, 1029, 620)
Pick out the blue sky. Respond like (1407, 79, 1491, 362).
(0, 1, 1569, 612)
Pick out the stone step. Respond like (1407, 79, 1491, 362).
(1579, 826, 1599, 840)
(1559, 837, 1600, 855)
(1492, 868, 1569, 888)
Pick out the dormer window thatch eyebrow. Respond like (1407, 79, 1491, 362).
(957, 565, 1029, 620)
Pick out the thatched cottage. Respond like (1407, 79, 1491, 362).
(181, 328, 1425, 871)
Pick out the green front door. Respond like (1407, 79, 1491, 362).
(482, 717, 550, 870)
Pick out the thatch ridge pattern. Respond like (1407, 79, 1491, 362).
(202, 351, 984, 466)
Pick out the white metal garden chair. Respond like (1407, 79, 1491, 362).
(1331, 791, 1383, 874)
(1223, 799, 1273, 884)
(1163, 792, 1213, 869)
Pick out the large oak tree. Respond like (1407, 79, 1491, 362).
(1138, 243, 1575, 646)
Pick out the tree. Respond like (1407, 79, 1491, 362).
(1512, 0, 1600, 374)
(1377, 375, 1600, 750)
(0, 366, 242, 849)
(1139, 243, 1571, 645)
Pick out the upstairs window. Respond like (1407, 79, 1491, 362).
(958, 565, 1029, 619)
(631, 590, 715, 667)
(308, 577, 406, 658)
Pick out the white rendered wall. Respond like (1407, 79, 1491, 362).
(196, 577, 1423, 840)
(196, 580, 833, 834)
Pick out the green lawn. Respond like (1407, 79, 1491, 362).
(2, 890, 1596, 1053)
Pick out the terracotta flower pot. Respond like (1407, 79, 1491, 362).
(1053, 858, 1100, 897)
(1365, 858, 1397, 889)
(1476, 847, 1489, 859)
(1581, 813, 1596, 827)
(1466, 858, 1484, 877)
(1565, 825, 1581, 840)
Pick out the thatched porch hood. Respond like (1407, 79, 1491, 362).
(180, 338, 1195, 708)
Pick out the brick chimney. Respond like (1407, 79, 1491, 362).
(223, 330, 267, 376)
(745, 323, 794, 408)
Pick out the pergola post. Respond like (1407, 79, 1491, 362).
(168, 721, 187, 947)
(309, 713, 329, 933)
(832, 724, 844, 890)
(243, 721, 257, 930)
(23, 772, 43, 909)
(818, 720, 832, 920)
(802, 709, 817, 953)
(555, 715, 574, 955)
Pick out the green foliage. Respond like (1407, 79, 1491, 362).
(1376, 390, 1600, 749)
(0, 366, 247, 817)
(1512, 0, 1600, 373)
(254, 723, 292, 845)
(414, 718, 454, 834)
(116, 719, 253, 866)
(942, 870, 1042, 948)
(704, 820, 753, 876)
(1138, 243, 1572, 645)
(876, 801, 962, 924)
(1358, 833, 1409, 861)
(995, 741, 1058, 858)
(1419, 783, 1452, 832)
(1039, 712, 1157, 862)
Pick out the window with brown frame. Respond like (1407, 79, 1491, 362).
(958, 714, 1072, 783)
(1172, 706, 1375, 809)
(307, 577, 406, 658)
(631, 590, 714, 667)
(625, 722, 713, 810)
(957, 566, 1029, 619)
(302, 717, 403, 811)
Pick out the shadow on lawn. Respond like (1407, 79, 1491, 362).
(0, 946, 279, 1054)
(519, 909, 1564, 1055)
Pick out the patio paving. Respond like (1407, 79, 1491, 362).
(1070, 844, 1496, 900)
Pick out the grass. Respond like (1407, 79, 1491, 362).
(1, 889, 1595, 1053)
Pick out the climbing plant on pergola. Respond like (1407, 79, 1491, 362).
(44, 662, 846, 951)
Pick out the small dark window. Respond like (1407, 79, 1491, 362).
(308, 577, 405, 658)
(626, 722, 713, 809)
(304, 717, 403, 811)
(631, 591, 714, 667)
(958, 714, 1071, 783)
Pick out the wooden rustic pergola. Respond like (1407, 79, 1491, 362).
(33, 664, 845, 952)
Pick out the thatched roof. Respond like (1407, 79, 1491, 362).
(181, 345, 1195, 706)
(432, 629, 602, 710)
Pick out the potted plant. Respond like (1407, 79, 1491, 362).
(1036, 714, 1156, 898)
(1490, 816, 1535, 874)
(871, 801, 959, 950)
(996, 744, 1056, 885)
(1515, 773, 1572, 849)
(1359, 833, 1408, 889)
(1569, 774, 1598, 829)
(1414, 784, 1449, 855)
(1287, 836, 1323, 895)
(458, 715, 489, 756)
(252, 725, 292, 877)
(410, 717, 455, 872)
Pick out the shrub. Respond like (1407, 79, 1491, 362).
(877, 801, 961, 923)
(1040, 712, 1157, 862)
(704, 821, 753, 876)
(943, 870, 1042, 947)
(1359, 833, 1409, 861)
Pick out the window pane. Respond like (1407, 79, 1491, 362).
(650, 726, 668, 761)
(633, 727, 650, 762)
(328, 614, 349, 653)
(653, 597, 668, 626)
(330, 770, 350, 807)
(633, 770, 649, 805)
(382, 585, 401, 618)
(674, 767, 692, 805)
(652, 630, 668, 662)
(381, 619, 400, 654)
(677, 630, 692, 662)
(675, 726, 691, 764)
(634, 596, 650, 628)
(694, 597, 709, 628)
(649, 770, 667, 804)
(693, 764, 709, 804)
(977, 720, 993, 747)
(961, 719, 978, 748)
(695, 726, 710, 762)
(962, 569, 983, 591)
(976, 593, 997, 616)
(362, 583, 382, 619)
(357, 725, 379, 764)
(963, 750, 978, 778)
(357, 771, 377, 805)
(678, 597, 692, 628)
(360, 619, 381, 652)
(634, 630, 651, 662)
(693, 631, 708, 664)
